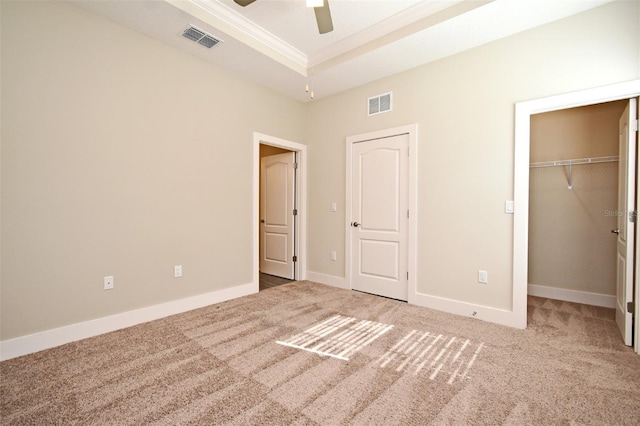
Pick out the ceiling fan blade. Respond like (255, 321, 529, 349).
(234, 0, 257, 6)
(314, 0, 333, 34)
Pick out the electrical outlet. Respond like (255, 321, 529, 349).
(478, 270, 488, 284)
(104, 276, 114, 290)
(174, 265, 182, 278)
(330, 251, 337, 261)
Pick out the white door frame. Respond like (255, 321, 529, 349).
(513, 80, 640, 353)
(346, 124, 418, 301)
(260, 151, 296, 279)
(253, 132, 307, 290)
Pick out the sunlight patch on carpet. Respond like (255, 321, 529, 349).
(276, 315, 393, 361)
(376, 330, 484, 384)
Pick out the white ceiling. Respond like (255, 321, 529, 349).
(73, 0, 613, 102)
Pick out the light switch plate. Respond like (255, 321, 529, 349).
(505, 200, 514, 214)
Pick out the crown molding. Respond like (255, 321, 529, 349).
(172, 0, 493, 78)
(192, 0, 308, 66)
(309, 0, 460, 67)
(309, 0, 493, 71)
(168, 0, 309, 74)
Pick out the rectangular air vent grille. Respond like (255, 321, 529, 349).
(182, 26, 221, 49)
(368, 92, 392, 116)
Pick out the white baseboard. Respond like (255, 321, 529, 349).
(0, 282, 256, 361)
(306, 271, 349, 290)
(528, 284, 615, 308)
(305, 272, 523, 328)
(409, 292, 523, 329)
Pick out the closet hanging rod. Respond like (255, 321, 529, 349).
(529, 155, 619, 168)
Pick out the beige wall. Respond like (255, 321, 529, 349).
(0, 1, 305, 340)
(530, 102, 628, 162)
(529, 101, 627, 296)
(1, 0, 639, 342)
(305, 0, 640, 310)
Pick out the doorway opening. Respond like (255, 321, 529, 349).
(259, 144, 296, 290)
(528, 100, 627, 309)
(513, 80, 640, 354)
(253, 133, 307, 293)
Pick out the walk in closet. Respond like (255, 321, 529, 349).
(528, 100, 628, 306)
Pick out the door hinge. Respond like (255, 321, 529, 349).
(293, 209, 298, 216)
(407, 209, 410, 219)
(630, 211, 637, 223)
(406, 271, 409, 280)
(293, 255, 297, 262)
(628, 301, 634, 313)
(631, 119, 638, 133)
(293, 162, 298, 170)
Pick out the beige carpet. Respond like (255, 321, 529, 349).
(2, 281, 640, 425)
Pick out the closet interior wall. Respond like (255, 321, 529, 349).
(528, 100, 628, 300)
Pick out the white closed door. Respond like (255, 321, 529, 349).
(260, 152, 295, 279)
(351, 134, 409, 301)
(616, 98, 637, 346)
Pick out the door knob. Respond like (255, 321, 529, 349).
(611, 228, 620, 235)
(352, 221, 360, 227)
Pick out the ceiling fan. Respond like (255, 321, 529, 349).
(232, 0, 334, 34)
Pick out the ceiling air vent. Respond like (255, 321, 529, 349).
(368, 92, 392, 116)
(182, 26, 221, 49)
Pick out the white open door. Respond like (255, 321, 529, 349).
(616, 98, 637, 346)
(260, 152, 295, 279)
(350, 134, 409, 301)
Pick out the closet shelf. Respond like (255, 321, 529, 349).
(529, 155, 618, 190)
(529, 155, 618, 168)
